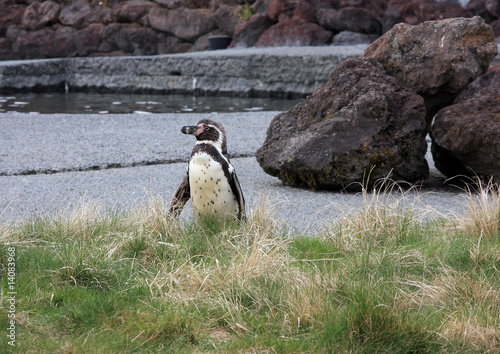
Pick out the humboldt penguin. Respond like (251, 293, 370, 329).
(168, 119, 246, 222)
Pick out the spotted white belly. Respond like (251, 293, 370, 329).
(189, 152, 239, 220)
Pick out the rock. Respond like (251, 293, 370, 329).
(231, 13, 273, 47)
(12, 27, 54, 59)
(466, 0, 499, 23)
(186, 0, 210, 8)
(431, 65, 500, 181)
(75, 23, 105, 56)
(386, 0, 471, 27)
(267, 0, 326, 22)
(255, 17, 332, 47)
(152, 0, 187, 8)
(101, 23, 159, 55)
(489, 18, 500, 38)
(256, 57, 428, 190)
(123, 25, 159, 55)
(364, 16, 498, 128)
(189, 32, 210, 52)
(148, 7, 216, 42)
(50, 25, 78, 57)
(59, 0, 92, 28)
(0, 37, 14, 60)
(454, 65, 500, 102)
(430, 94, 500, 181)
(21, 1, 60, 31)
(266, 0, 315, 21)
(84, 5, 115, 26)
(331, 30, 378, 45)
(318, 7, 383, 35)
(267, 0, 288, 21)
(340, 0, 386, 17)
(0, 3, 26, 34)
(157, 33, 192, 53)
(215, 4, 242, 35)
(5, 25, 26, 43)
(113, 0, 158, 23)
(293, 0, 316, 23)
(13, 26, 78, 59)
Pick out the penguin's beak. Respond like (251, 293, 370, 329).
(181, 124, 203, 136)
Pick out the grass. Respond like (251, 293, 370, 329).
(1, 182, 499, 352)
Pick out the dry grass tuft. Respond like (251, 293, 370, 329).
(322, 178, 426, 250)
(456, 178, 500, 239)
(142, 195, 327, 336)
(443, 320, 500, 351)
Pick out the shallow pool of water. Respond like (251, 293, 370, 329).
(0, 93, 303, 114)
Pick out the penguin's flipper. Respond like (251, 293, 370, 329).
(230, 170, 246, 222)
(168, 172, 190, 218)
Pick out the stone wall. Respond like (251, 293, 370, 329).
(1, 0, 499, 61)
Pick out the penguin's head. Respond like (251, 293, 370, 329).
(181, 119, 227, 152)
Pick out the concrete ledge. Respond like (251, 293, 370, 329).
(0, 46, 367, 97)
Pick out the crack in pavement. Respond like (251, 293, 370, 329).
(0, 153, 255, 177)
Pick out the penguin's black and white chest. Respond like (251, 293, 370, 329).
(188, 150, 239, 219)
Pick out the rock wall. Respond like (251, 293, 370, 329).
(1, 0, 500, 61)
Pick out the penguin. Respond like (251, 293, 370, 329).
(168, 119, 246, 222)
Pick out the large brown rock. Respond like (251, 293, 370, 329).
(148, 7, 216, 42)
(431, 67, 500, 181)
(21, 1, 60, 31)
(430, 95, 500, 182)
(255, 17, 332, 47)
(256, 58, 428, 190)
(364, 16, 498, 128)
(231, 13, 273, 48)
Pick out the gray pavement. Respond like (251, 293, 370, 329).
(0, 111, 470, 234)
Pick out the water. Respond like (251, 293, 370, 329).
(0, 93, 303, 114)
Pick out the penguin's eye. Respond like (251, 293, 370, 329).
(203, 126, 210, 132)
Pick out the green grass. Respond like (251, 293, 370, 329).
(1, 184, 499, 352)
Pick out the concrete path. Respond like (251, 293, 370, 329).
(0, 111, 470, 234)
